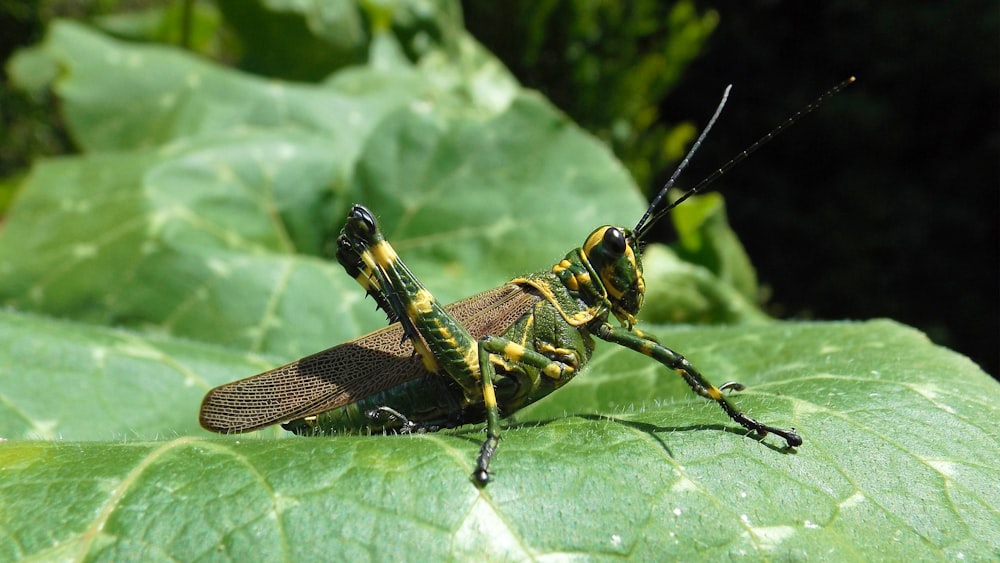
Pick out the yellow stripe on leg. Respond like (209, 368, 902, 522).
(407, 288, 436, 316)
(482, 371, 498, 409)
(502, 342, 526, 362)
(370, 240, 398, 267)
(705, 385, 723, 401)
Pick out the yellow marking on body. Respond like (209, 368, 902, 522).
(613, 309, 638, 328)
(552, 259, 572, 274)
(583, 228, 609, 254)
(519, 315, 534, 347)
(406, 302, 420, 320)
(565, 310, 595, 326)
(490, 355, 513, 372)
(602, 266, 624, 300)
(538, 343, 575, 358)
(625, 245, 637, 270)
(439, 330, 455, 346)
(542, 362, 572, 379)
(518, 278, 557, 307)
(359, 249, 379, 271)
(514, 278, 598, 327)
(426, 316, 455, 344)
(707, 386, 723, 401)
(565, 275, 578, 291)
(602, 243, 639, 301)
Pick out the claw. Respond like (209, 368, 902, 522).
(472, 469, 490, 486)
(367, 406, 417, 431)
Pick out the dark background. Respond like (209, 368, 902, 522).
(466, 1, 999, 377)
(2, 1, 997, 376)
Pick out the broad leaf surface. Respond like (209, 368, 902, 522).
(1, 316, 997, 560)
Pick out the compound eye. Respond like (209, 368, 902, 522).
(603, 227, 626, 256)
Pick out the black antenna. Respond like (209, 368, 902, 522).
(634, 76, 856, 240)
(634, 84, 732, 236)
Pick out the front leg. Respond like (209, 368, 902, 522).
(595, 323, 802, 448)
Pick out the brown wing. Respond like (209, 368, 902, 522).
(198, 283, 542, 433)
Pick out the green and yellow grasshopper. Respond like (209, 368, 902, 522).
(200, 78, 853, 484)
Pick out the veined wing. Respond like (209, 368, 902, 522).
(198, 283, 542, 433)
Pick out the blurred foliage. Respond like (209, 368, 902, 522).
(463, 0, 717, 190)
(2, 1, 716, 194)
(0, 0, 994, 376)
(2, 0, 714, 209)
(0, 3, 70, 212)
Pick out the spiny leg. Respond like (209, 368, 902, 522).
(340, 205, 491, 395)
(339, 206, 519, 480)
(336, 234, 399, 324)
(596, 323, 801, 447)
(472, 336, 576, 485)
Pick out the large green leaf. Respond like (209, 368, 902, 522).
(1, 20, 757, 359)
(8, 20, 434, 155)
(1, 315, 996, 559)
(0, 309, 269, 441)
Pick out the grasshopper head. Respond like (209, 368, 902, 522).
(583, 226, 645, 325)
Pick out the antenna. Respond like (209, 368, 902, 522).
(634, 76, 856, 240)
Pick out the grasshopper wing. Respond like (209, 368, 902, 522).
(199, 283, 541, 433)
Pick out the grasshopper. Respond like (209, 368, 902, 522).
(200, 78, 854, 484)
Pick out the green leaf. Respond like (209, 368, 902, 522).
(93, 2, 223, 53)
(0, 309, 278, 441)
(7, 20, 432, 153)
(2, 21, 754, 358)
(1, 317, 997, 559)
(671, 191, 759, 303)
(640, 243, 769, 325)
(215, 0, 369, 81)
